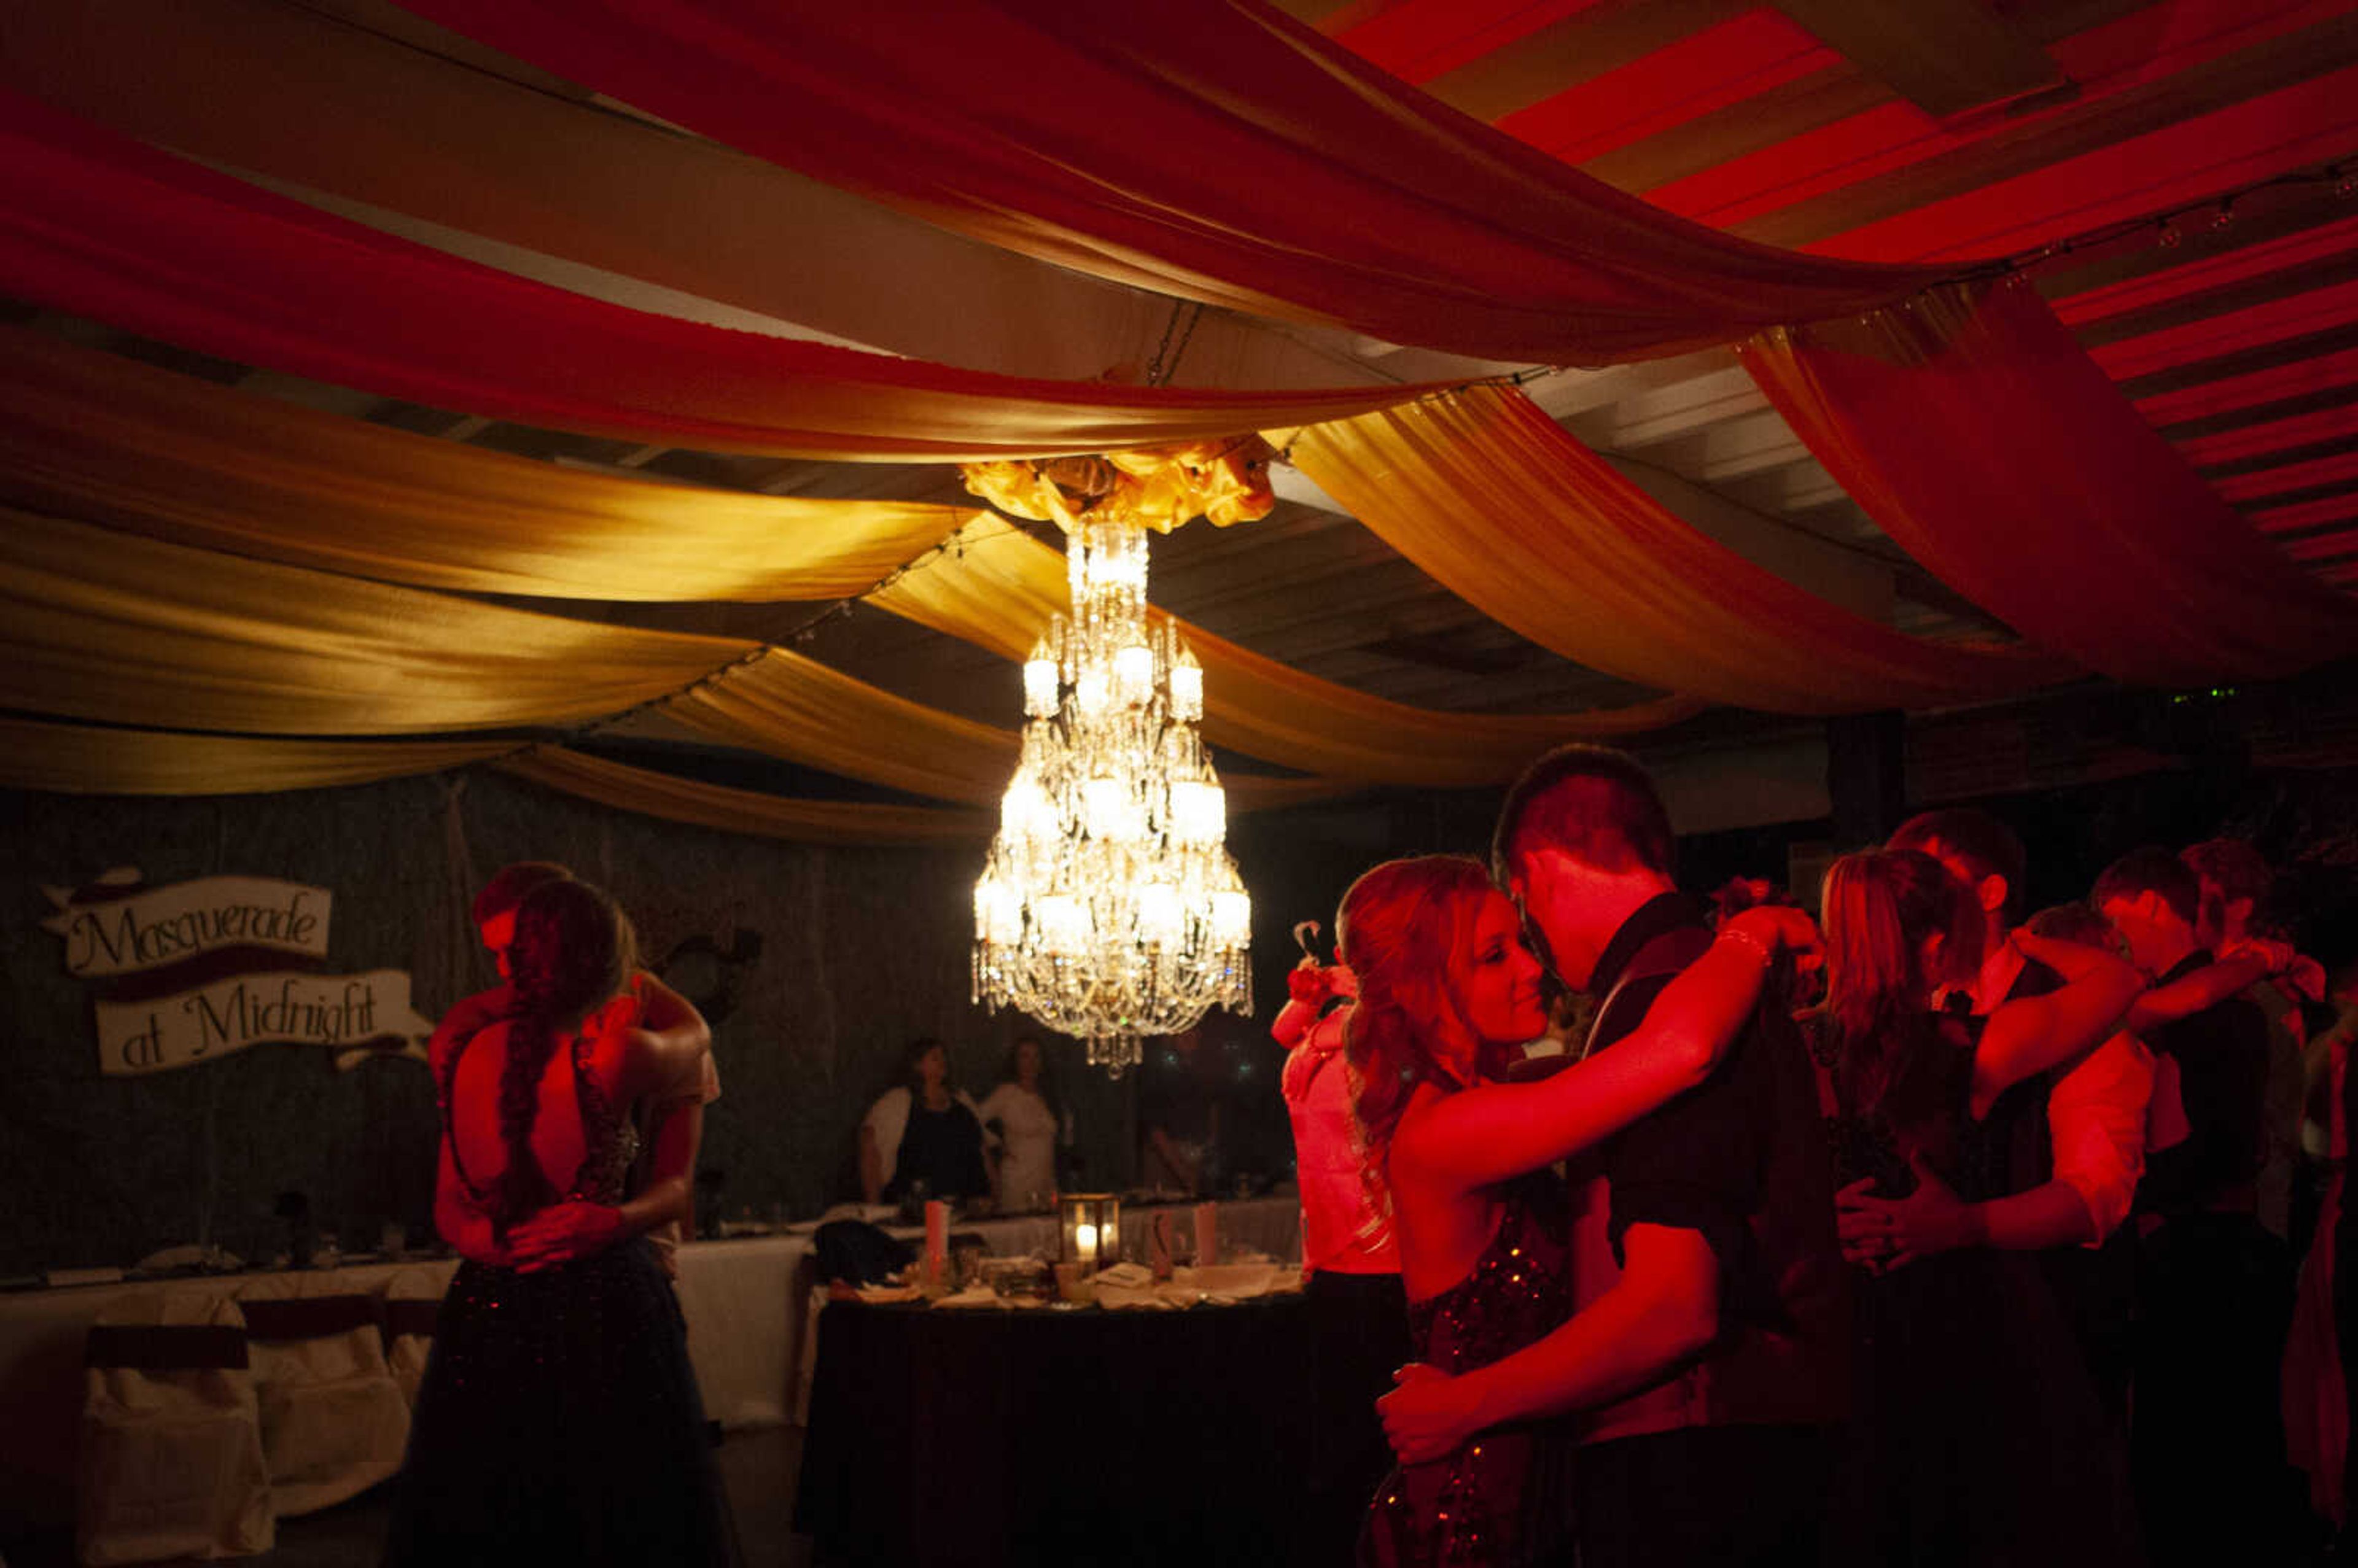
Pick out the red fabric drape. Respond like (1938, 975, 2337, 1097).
(1742, 279, 2357, 687)
(387, 0, 1945, 364)
(0, 91, 1428, 462)
(1292, 386, 2071, 714)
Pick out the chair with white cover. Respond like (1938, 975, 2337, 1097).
(76, 1291, 273, 1564)
(378, 1267, 448, 1410)
(233, 1276, 408, 1516)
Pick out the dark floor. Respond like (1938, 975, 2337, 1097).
(0, 1424, 813, 1567)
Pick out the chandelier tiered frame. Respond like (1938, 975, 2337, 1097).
(971, 518, 1252, 1076)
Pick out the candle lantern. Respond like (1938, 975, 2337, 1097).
(1059, 1192, 1121, 1272)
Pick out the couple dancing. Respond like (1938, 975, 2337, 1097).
(386, 864, 733, 1566)
(1351, 747, 2145, 1566)
(1347, 745, 1835, 1568)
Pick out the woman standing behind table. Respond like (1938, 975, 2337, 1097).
(977, 1036, 1070, 1213)
(1813, 850, 2145, 1568)
(1347, 856, 1813, 1567)
(860, 1038, 994, 1209)
(387, 878, 728, 1567)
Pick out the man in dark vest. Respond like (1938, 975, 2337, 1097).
(1377, 745, 1846, 1567)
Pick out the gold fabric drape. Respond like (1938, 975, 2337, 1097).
(874, 522, 1702, 786)
(662, 649, 1347, 812)
(0, 327, 972, 601)
(0, 716, 510, 795)
(497, 747, 995, 845)
(0, 507, 753, 734)
(1290, 386, 2074, 715)
(0, 714, 1001, 845)
(0, 507, 1038, 808)
(0, 333, 1676, 783)
(663, 650, 1019, 806)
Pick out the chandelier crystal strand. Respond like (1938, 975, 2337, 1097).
(971, 518, 1252, 1077)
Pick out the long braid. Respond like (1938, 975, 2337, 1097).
(491, 1016, 563, 1244)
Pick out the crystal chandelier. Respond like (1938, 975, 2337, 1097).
(971, 516, 1253, 1077)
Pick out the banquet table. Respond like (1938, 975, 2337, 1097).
(0, 1196, 1300, 1527)
(793, 1293, 1314, 1568)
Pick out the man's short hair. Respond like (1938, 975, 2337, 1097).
(1888, 809, 2026, 902)
(472, 861, 574, 928)
(1491, 744, 1673, 883)
(2181, 839, 2271, 906)
(2092, 847, 2203, 928)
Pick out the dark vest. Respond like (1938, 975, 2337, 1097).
(1568, 925, 1850, 1443)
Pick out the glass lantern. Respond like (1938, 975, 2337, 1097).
(1059, 1193, 1121, 1272)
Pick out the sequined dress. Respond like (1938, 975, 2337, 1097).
(1360, 1170, 1576, 1567)
(384, 1022, 733, 1567)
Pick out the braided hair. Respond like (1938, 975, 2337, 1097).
(488, 879, 636, 1238)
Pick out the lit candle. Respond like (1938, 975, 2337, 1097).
(1074, 1222, 1099, 1264)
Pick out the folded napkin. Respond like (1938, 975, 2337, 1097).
(1094, 1262, 1154, 1290)
(932, 1285, 1002, 1310)
(1176, 1263, 1280, 1300)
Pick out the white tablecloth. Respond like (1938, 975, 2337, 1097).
(0, 1197, 1302, 1527)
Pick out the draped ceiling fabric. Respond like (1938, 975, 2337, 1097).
(0, 505, 1014, 804)
(1743, 279, 2358, 688)
(0, 717, 512, 798)
(0, 507, 754, 736)
(0, 0, 1388, 389)
(660, 650, 1347, 812)
(0, 92, 1431, 463)
(0, 713, 992, 846)
(0, 328, 973, 602)
(875, 522, 1703, 786)
(495, 748, 995, 846)
(390, 0, 1945, 363)
(1290, 386, 2075, 715)
(0, 324, 1694, 780)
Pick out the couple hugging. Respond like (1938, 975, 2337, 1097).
(1348, 744, 1837, 1568)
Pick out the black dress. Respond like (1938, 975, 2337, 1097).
(384, 1027, 732, 1567)
(1360, 1170, 1577, 1567)
(1818, 1012, 2140, 1568)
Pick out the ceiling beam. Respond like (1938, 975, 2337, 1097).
(1772, 0, 2066, 121)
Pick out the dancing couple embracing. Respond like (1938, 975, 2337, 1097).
(1349, 744, 1840, 1568)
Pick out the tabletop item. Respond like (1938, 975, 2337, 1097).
(1059, 1192, 1119, 1272)
(1194, 1202, 1219, 1266)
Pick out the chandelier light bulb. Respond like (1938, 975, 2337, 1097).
(1022, 644, 1059, 718)
(1211, 890, 1253, 946)
(1169, 647, 1204, 721)
(1113, 642, 1154, 705)
(1035, 893, 1088, 957)
(1170, 778, 1225, 844)
(1075, 666, 1111, 718)
(1138, 882, 1184, 944)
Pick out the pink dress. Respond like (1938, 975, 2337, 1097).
(1280, 1002, 1399, 1276)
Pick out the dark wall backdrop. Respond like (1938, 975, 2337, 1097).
(5, 755, 2351, 1275)
(0, 770, 1141, 1275)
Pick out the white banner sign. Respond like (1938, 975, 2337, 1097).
(95, 969, 433, 1076)
(42, 875, 332, 979)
